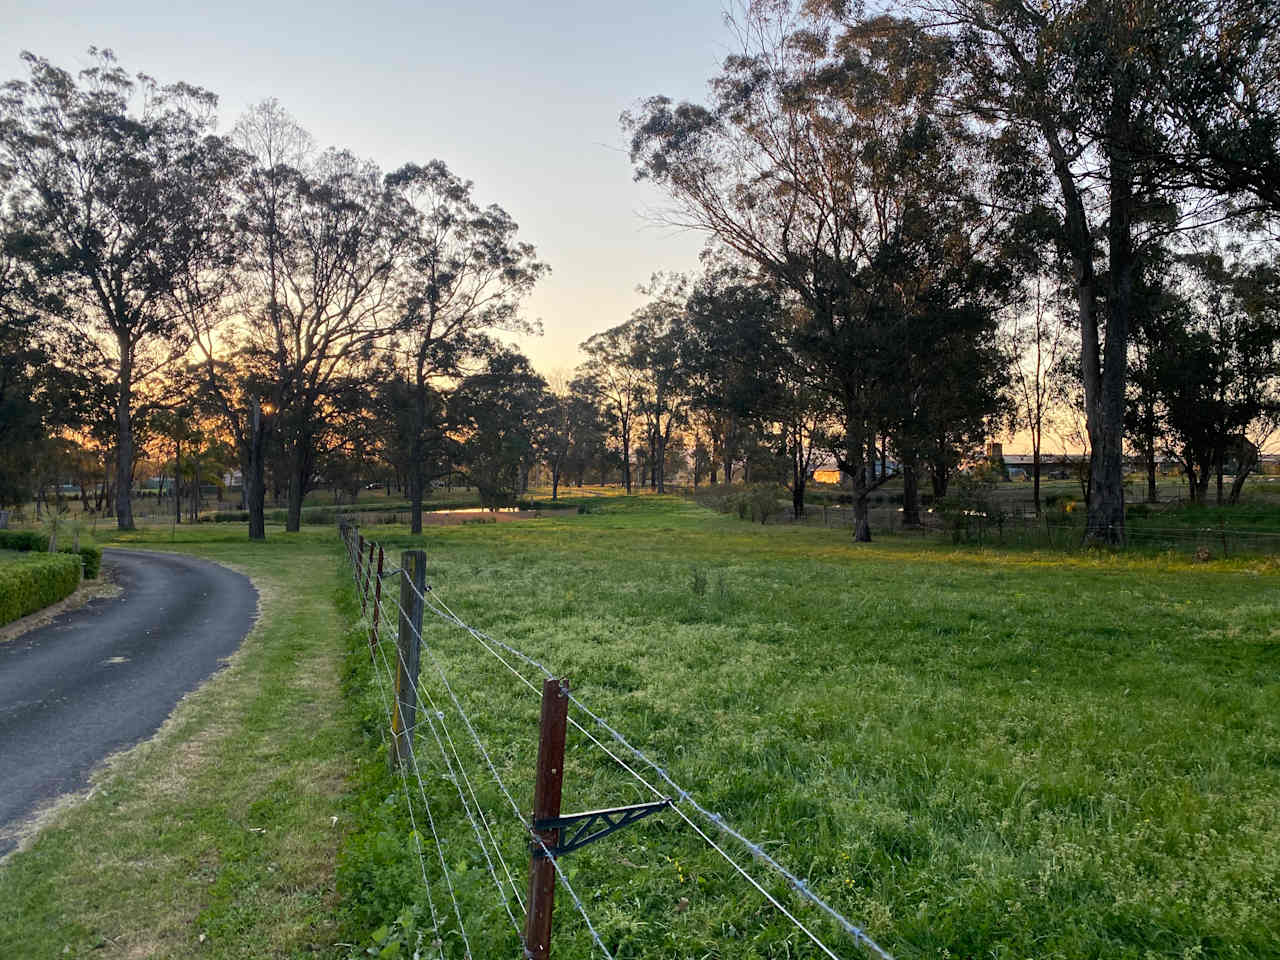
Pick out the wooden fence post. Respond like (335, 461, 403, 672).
(524, 677, 569, 960)
(360, 540, 375, 617)
(369, 546, 384, 651)
(390, 549, 426, 771)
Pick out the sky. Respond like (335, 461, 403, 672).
(0, 0, 723, 376)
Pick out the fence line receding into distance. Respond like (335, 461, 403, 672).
(339, 520, 895, 960)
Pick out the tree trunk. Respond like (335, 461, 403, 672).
(902, 461, 921, 526)
(1084, 68, 1136, 546)
(1032, 448, 1042, 516)
(246, 400, 268, 540)
(409, 379, 426, 535)
(621, 416, 632, 494)
(790, 425, 806, 519)
(174, 438, 182, 525)
(287, 465, 303, 532)
(1227, 452, 1255, 505)
(930, 457, 950, 500)
(722, 414, 735, 485)
(845, 418, 871, 542)
(115, 345, 136, 531)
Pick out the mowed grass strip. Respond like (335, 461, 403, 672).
(0, 528, 360, 959)
(349, 495, 1279, 959)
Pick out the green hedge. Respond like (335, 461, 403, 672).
(0, 552, 82, 625)
(0, 531, 102, 579)
(0, 531, 45, 551)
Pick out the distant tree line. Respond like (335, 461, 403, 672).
(3, 3, 1280, 546)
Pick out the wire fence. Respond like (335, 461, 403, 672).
(787, 502, 1280, 557)
(340, 521, 895, 960)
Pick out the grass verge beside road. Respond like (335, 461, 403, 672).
(0, 528, 360, 959)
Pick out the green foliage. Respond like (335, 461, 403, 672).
(699, 484, 789, 524)
(938, 473, 1010, 543)
(689, 566, 708, 597)
(0, 550, 81, 624)
(0, 530, 47, 551)
(0, 529, 100, 578)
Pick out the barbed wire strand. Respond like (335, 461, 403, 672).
(400, 604, 617, 959)
(371, 588, 524, 946)
(415, 674, 528, 913)
(352, 542, 473, 958)
(351, 545, 448, 959)
(354, 562, 447, 960)
(419, 591, 860, 960)
(352, 530, 891, 960)
(417, 576, 894, 960)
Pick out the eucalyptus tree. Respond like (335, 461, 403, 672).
(1149, 250, 1280, 504)
(1007, 271, 1074, 513)
(681, 262, 783, 485)
(629, 275, 691, 493)
(926, 0, 1221, 542)
(0, 183, 72, 508)
(627, 8, 1016, 539)
(384, 160, 546, 532)
(0, 49, 242, 529)
(235, 105, 405, 531)
(579, 324, 645, 493)
(1150, 0, 1280, 218)
(451, 350, 549, 508)
(874, 200, 1015, 522)
(540, 376, 604, 500)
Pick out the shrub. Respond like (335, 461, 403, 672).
(690, 567, 708, 597)
(0, 530, 101, 579)
(0, 530, 47, 552)
(0, 552, 82, 625)
(746, 484, 787, 524)
(213, 510, 250, 523)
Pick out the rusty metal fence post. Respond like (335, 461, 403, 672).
(524, 677, 569, 959)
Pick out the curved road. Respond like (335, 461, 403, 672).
(0, 549, 257, 856)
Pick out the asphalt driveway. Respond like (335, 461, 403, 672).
(0, 549, 257, 856)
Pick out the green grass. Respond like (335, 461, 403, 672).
(0, 526, 363, 959)
(2, 497, 1276, 959)
(340, 495, 1279, 959)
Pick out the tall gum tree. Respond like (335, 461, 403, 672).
(626, 6, 1018, 539)
(932, 0, 1197, 543)
(384, 160, 546, 534)
(579, 325, 645, 494)
(0, 49, 240, 530)
(234, 103, 403, 532)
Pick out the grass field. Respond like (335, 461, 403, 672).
(342, 496, 1280, 959)
(0, 496, 1276, 958)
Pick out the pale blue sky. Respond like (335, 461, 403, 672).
(0, 0, 725, 374)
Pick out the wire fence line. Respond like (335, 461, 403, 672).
(341, 523, 895, 960)
(346, 526, 614, 960)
